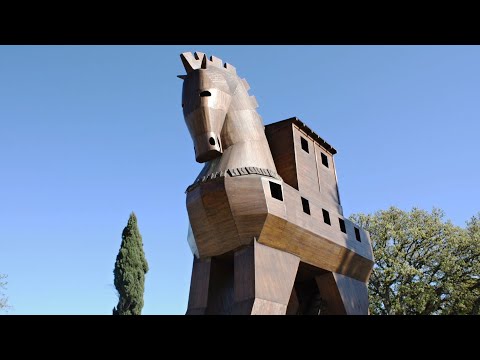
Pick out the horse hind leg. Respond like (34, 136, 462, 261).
(185, 257, 212, 315)
(315, 272, 369, 315)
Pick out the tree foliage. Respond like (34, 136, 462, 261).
(113, 212, 149, 315)
(350, 207, 480, 315)
(0, 274, 10, 312)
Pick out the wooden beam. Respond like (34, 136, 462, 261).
(233, 241, 300, 315)
(186, 257, 212, 315)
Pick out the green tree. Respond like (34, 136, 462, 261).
(350, 207, 480, 315)
(113, 212, 149, 315)
(0, 274, 10, 312)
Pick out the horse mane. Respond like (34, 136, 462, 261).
(179, 51, 257, 108)
(180, 52, 237, 74)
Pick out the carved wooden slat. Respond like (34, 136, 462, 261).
(186, 257, 211, 315)
(233, 241, 299, 315)
(180, 52, 373, 315)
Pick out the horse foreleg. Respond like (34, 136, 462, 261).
(185, 257, 212, 315)
(232, 240, 300, 315)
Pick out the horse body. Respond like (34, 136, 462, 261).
(179, 52, 374, 315)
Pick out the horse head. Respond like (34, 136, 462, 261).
(179, 52, 239, 163)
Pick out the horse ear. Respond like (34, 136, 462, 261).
(201, 54, 208, 69)
(180, 52, 197, 73)
(177, 75, 187, 80)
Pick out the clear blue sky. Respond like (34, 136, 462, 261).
(1, 46, 479, 314)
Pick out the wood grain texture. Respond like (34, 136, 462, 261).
(314, 272, 369, 315)
(315, 273, 347, 315)
(313, 141, 342, 213)
(186, 179, 242, 257)
(225, 175, 268, 245)
(205, 257, 234, 315)
(233, 245, 255, 307)
(180, 53, 373, 315)
(232, 241, 299, 315)
(186, 165, 374, 280)
(251, 299, 287, 315)
(286, 287, 300, 315)
(266, 117, 337, 154)
(294, 128, 321, 198)
(254, 241, 300, 305)
(186, 257, 211, 315)
(332, 272, 369, 315)
(260, 180, 374, 282)
(265, 120, 343, 214)
(265, 120, 298, 189)
(181, 52, 277, 174)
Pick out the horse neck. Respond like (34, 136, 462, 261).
(196, 83, 277, 181)
(223, 85, 264, 144)
(217, 84, 277, 172)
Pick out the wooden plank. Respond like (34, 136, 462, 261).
(286, 287, 300, 315)
(232, 241, 300, 315)
(332, 272, 369, 315)
(314, 142, 341, 212)
(265, 122, 298, 189)
(251, 299, 286, 315)
(179, 53, 374, 314)
(254, 240, 300, 305)
(314, 272, 369, 315)
(258, 181, 374, 282)
(186, 179, 242, 257)
(205, 257, 234, 315)
(315, 272, 346, 315)
(225, 175, 268, 245)
(186, 257, 212, 315)
(188, 174, 373, 281)
(233, 245, 255, 304)
(293, 126, 322, 202)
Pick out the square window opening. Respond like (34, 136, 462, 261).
(354, 227, 361, 242)
(321, 153, 329, 168)
(269, 181, 283, 201)
(301, 137, 309, 153)
(301, 197, 310, 215)
(339, 218, 346, 233)
(322, 209, 331, 225)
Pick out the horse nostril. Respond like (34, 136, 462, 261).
(209, 137, 215, 146)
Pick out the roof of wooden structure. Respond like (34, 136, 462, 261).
(265, 117, 337, 155)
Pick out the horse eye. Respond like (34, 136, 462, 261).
(199, 91, 211, 97)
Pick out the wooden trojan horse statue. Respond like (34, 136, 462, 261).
(179, 52, 374, 315)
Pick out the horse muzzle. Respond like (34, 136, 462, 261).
(194, 132, 223, 163)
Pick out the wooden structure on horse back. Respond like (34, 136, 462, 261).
(179, 52, 374, 315)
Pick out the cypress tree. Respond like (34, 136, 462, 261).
(113, 212, 149, 315)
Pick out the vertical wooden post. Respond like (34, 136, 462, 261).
(233, 241, 300, 315)
(315, 272, 369, 315)
(186, 257, 211, 315)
